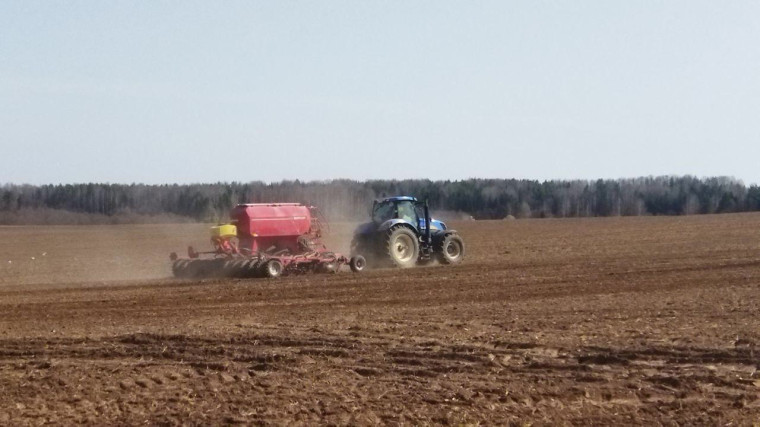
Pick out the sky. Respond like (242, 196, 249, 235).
(1, 1, 759, 185)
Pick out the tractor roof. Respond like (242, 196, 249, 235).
(378, 196, 418, 203)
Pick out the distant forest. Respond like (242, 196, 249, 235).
(1, 176, 759, 224)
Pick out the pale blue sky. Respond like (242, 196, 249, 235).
(1, 1, 759, 185)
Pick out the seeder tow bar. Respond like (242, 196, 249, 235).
(170, 203, 366, 279)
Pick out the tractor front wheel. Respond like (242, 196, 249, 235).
(385, 226, 419, 268)
(438, 234, 465, 265)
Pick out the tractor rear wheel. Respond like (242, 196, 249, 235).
(385, 226, 419, 268)
(437, 234, 465, 265)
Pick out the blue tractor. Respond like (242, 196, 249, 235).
(349, 196, 465, 271)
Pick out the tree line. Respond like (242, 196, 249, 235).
(1, 176, 759, 224)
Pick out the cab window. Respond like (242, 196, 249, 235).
(372, 202, 395, 223)
(397, 201, 417, 223)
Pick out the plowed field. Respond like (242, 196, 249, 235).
(1, 214, 759, 425)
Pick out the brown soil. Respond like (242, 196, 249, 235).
(1, 214, 759, 425)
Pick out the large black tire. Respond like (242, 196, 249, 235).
(221, 259, 241, 277)
(245, 259, 263, 278)
(184, 260, 202, 278)
(172, 259, 190, 278)
(437, 234, 465, 265)
(385, 226, 419, 268)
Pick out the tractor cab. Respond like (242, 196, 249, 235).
(371, 196, 447, 232)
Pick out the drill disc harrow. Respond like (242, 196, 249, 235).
(171, 255, 348, 279)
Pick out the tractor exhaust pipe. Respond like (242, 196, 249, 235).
(424, 200, 432, 245)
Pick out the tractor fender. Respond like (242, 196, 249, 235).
(431, 229, 458, 246)
(353, 222, 377, 236)
(377, 219, 417, 233)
